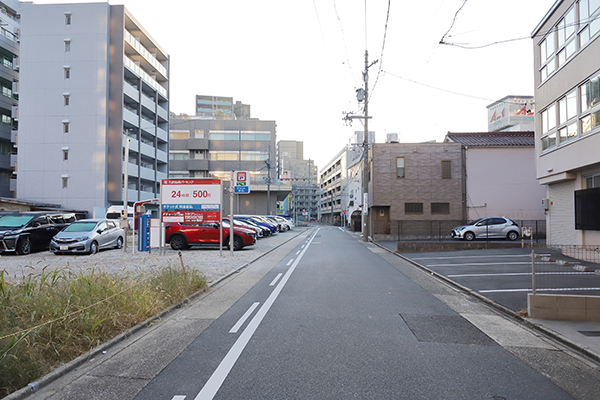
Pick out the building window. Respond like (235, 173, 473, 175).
(441, 160, 451, 179)
(404, 202, 423, 214)
(585, 173, 600, 189)
(431, 202, 450, 214)
(64, 40, 71, 52)
(169, 152, 189, 161)
(63, 122, 69, 133)
(64, 94, 70, 106)
(64, 67, 70, 79)
(62, 177, 68, 188)
(581, 73, 600, 112)
(396, 157, 405, 178)
(63, 149, 68, 161)
(65, 13, 71, 25)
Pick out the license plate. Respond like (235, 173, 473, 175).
(60, 245, 69, 251)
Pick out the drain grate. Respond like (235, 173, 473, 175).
(578, 331, 600, 337)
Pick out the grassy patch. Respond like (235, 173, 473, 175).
(0, 264, 207, 397)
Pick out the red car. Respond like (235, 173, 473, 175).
(165, 221, 256, 250)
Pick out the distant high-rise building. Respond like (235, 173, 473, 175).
(18, 2, 169, 216)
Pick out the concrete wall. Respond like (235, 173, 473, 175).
(466, 147, 546, 221)
(528, 293, 600, 322)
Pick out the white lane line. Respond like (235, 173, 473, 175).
(195, 229, 319, 400)
(229, 302, 260, 334)
(286, 259, 294, 266)
(172, 396, 186, 400)
(425, 262, 530, 267)
(480, 287, 600, 293)
(449, 272, 595, 278)
(295, 250, 301, 255)
(301, 244, 305, 249)
(269, 273, 283, 287)
(411, 254, 532, 260)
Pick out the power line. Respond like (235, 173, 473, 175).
(333, 0, 359, 86)
(370, 0, 391, 99)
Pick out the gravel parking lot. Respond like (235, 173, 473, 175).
(0, 230, 305, 285)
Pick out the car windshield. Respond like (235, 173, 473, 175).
(63, 222, 98, 232)
(0, 215, 34, 228)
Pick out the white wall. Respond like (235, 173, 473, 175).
(466, 147, 546, 221)
(18, 3, 111, 213)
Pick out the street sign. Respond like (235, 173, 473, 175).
(234, 171, 250, 194)
(160, 179, 221, 223)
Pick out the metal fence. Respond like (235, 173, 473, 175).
(531, 245, 600, 294)
(374, 219, 546, 242)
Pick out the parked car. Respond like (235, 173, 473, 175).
(165, 221, 256, 251)
(50, 219, 125, 254)
(0, 212, 77, 255)
(236, 216, 277, 235)
(223, 217, 263, 238)
(451, 217, 521, 241)
(234, 217, 271, 237)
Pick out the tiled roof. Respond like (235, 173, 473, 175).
(444, 131, 534, 147)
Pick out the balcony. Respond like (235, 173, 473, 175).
(123, 80, 139, 101)
(157, 126, 168, 142)
(157, 148, 168, 163)
(140, 118, 155, 135)
(141, 94, 155, 113)
(157, 105, 168, 121)
(123, 108, 139, 127)
(140, 165, 155, 180)
(139, 141, 155, 158)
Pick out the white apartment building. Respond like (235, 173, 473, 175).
(533, 0, 600, 245)
(18, 2, 169, 217)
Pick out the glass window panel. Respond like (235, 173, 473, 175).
(566, 39, 576, 58)
(559, 97, 567, 125)
(396, 157, 405, 178)
(542, 109, 548, 133)
(557, 19, 566, 47)
(540, 38, 547, 61)
(559, 127, 568, 143)
(441, 160, 451, 179)
(404, 203, 423, 214)
(565, 7, 576, 38)
(591, 15, 600, 36)
(591, 0, 600, 14)
(431, 203, 450, 214)
(546, 31, 555, 56)
(567, 122, 577, 139)
(582, 110, 600, 133)
(541, 66, 548, 81)
(581, 0, 590, 20)
(580, 26, 590, 47)
(557, 49, 566, 67)
(566, 90, 577, 120)
(547, 104, 556, 130)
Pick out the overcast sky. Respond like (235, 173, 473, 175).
(33, 0, 556, 169)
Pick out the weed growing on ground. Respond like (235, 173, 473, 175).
(0, 266, 207, 397)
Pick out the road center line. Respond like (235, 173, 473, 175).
(286, 259, 294, 266)
(194, 229, 319, 400)
(295, 250, 301, 255)
(172, 396, 186, 400)
(269, 273, 283, 287)
(229, 302, 260, 334)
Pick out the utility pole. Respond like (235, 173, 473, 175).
(344, 50, 377, 241)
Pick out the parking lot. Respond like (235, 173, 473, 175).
(384, 244, 600, 313)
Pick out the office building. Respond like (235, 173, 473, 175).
(533, 0, 600, 245)
(18, 2, 169, 217)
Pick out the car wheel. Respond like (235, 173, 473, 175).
(170, 235, 187, 250)
(89, 241, 99, 254)
(507, 231, 519, 241)
(17, 237, 32, 255)
(116, 237, 123, 249)
(233, 235, 244, 251)
(464, 232, 475, 241)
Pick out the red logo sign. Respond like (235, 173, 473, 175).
(236, 172, 247, 182)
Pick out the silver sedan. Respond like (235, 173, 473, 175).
(50, 219, 125, 254)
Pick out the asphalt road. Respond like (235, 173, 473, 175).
(28, 227, 600, 400)
(133, 227, 575, 399)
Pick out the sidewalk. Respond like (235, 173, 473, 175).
(375, 238, 600, 363)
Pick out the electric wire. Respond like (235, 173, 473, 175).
(333, 0, 359, 86)
(370, 0, 391, 100)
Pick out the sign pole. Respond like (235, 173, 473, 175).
(230, 171, 234, 256)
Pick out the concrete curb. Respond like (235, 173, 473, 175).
(368, 239, 600, 366)
(4, 228, 310, 400)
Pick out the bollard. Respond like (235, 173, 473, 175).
(178, 250, 186, 274)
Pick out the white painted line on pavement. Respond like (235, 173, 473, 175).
(269, 273, 283, 287)
(449, 272, 595, 278)
(195, 229, 320, 400)
(287, 259, 294, 266)
(172, 396, 186, 400)
(426, 262, 530, 267)
(296, 250, 301, 255)
(480, 287, 600, 293)
(229, 302, 260, 334)
(411, 254, 531, 260)
(301, 244, 305, 249)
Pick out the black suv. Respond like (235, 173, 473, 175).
(0, 212, 77, 255)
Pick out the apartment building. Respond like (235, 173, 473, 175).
(169, 117, 289, 215)
(17, 2, 169, 217)
(369, 142, 465, 236)
(533, 0, 600, 245)
(319, 146, 359, 225)
(0, 0, 19, 198)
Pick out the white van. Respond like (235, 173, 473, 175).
(105, 205, 134, 229)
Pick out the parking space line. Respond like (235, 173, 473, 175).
(450, 272, 595, 278)
(480, 287, 600, 293)
(411, 255, 531, 260)
(426, 262, 530, 267)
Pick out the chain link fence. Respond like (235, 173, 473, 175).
(373, 219, 546, 242)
